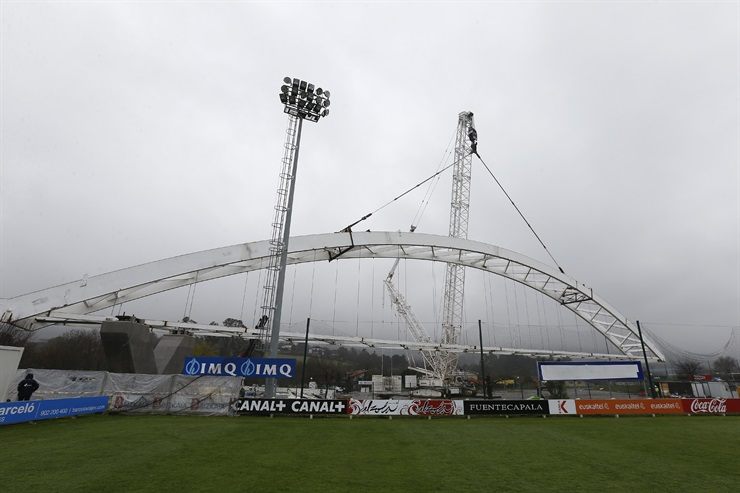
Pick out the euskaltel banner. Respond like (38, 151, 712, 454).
(682, 398, 740, 414)
(574, 399, 684, 415)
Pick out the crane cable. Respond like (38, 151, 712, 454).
(410, 129, 456, 230)
(339, 156, 462, 232)
(473, 151, 567, 275)
(338, 137, 567, 277)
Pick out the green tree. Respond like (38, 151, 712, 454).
(713, 356, 739, 379)
(675, 359, 702, 380)
(21, 330, 106, 370)
(544, 380, 568, 399)
(0, 323, 29, 347)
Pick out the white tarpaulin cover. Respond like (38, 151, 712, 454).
(6, 369, 242, 416)
(105, 373, 174, 414)
(165, 375, 241, 415)
(4, 368, 108, 401)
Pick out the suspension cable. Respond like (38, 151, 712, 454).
(474, 152, 567, 275)
(339, 157, 462, 232)
(411, 129, 456, 229)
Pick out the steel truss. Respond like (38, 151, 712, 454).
(439, 111, 476, 380)
(0, 231, 665, 361)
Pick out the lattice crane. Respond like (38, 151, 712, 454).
(439, 111, 476, 381)
(384, 258, 447, 379)
(384, 112, 477, 384)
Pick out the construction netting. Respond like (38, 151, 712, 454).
(4, 369, 241, 416)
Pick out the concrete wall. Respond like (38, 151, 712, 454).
(100, 321, 157, 374)
(154, 334, 195, 374)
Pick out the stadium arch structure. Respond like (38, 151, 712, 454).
(0, 231, 665, 361)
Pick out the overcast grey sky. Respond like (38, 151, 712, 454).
(1, 1, 738, 356)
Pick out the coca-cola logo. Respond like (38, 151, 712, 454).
(689, 398, 727, 414)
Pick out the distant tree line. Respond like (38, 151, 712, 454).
(4, 321, 738, 387)
(674, 357, 739, 381)
(2, 323, 106, 370)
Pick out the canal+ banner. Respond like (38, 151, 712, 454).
(182, 356, 296, 378)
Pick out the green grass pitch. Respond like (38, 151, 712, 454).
(1, 415, 737, 492)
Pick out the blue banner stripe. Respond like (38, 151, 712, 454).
(0, 396, 109, 426)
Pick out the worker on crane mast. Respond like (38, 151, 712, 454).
(468, 127, 479, 157)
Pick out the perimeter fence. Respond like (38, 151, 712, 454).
(5, 368, 740, 418)
(5, 368, 240, 416)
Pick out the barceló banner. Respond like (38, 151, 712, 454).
(0, 396, 109, 426)
(182, 357, 296, 378)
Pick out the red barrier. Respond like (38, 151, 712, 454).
(682, 398, 740, 414)
(574, 399, 683, 415)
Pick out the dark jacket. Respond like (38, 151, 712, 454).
(17, 376, 39, 396)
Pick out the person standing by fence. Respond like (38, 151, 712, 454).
(17, 373, 39, 401)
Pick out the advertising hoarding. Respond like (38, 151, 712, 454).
(232, 399, 348, 415)
(573, 399, 683, 415)
(182, 357, 296, 378)
(348, 399, 464, 416)
(0, 396, 109, 426)
(682, 398, 740, 414)
(548, 399, 576, 415)
(464, 400, 549, 415)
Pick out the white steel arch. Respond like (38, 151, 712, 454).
(0, 231, 665, 360)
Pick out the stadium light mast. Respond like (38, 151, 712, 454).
(260, 77, 330, 398)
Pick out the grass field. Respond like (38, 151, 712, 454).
(1, 414, 737, 492)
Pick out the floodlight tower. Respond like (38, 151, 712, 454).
(439, 111, 476, 382)
(260, 77, 330, 397)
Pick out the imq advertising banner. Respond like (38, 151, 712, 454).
(0, 396, 109, 426)
(464, 400, 549, 415)
(232, 398, 348, 415)
(182, 357, 296, 378)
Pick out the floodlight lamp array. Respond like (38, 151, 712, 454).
(279, 77, 331, 122)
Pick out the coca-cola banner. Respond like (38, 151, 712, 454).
(464, 400, 549, 415)
(682, 398, 740, 414)
(574, 399, 684, 415)
(348, 399, 464, 416)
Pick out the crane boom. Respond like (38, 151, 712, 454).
(384, 259, 447, 378)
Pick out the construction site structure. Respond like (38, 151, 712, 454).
(439, 111, 476, 381)
(384, 111, 477, 385)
